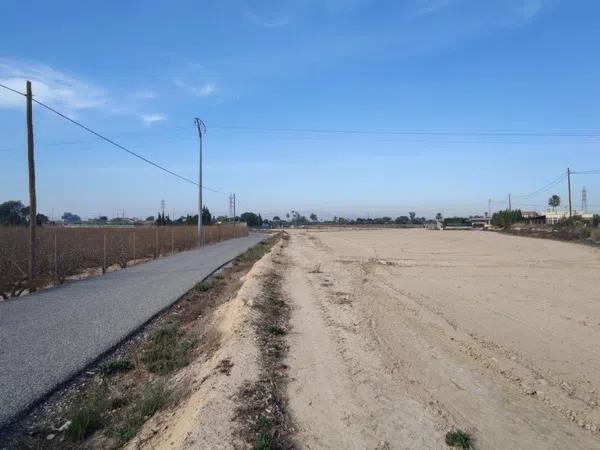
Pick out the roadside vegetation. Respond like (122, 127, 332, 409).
(234, 234, 296, 449)
(0, 233, 281, 449)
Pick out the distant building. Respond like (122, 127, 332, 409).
(544, 209, 594, 224)
(469, 216, 491, 228)
(521, 211, 546, 225)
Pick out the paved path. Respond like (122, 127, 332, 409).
(0, 234, 266, 427)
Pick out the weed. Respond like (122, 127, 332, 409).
(269, 296, 285, 307)
(195, 279, 216, 292)
(253, 432, 272, 450)
(266, 325, 286, 336)
(66, 390, 108, 442)
(97, 359, 134, 376)
(140, 324, 195, 375)
(119, 381, 171, 441)
(445, 429, 471, 449)
(309, 263, 322, 273)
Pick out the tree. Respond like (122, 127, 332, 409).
(0, 200, 27, 225)
(435, 212, 443, 221)
(310, 213, 318, 222)
(240, 212, 262, 227)
(491, 209, 523, 228)
(272, 216, 281, 222)
(35, 213, 49, 225)
(145, 215, 155, 222)
(548, 195, 560, 211)
(409, 212, 416, 223)
(201, 206, 212, 226)
(395, 216, 410, 224)
(62, 212, 81, 224)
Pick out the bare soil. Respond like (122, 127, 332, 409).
(284, 228, 600, 449)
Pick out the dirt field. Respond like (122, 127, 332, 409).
(117, 228, 600, 449)
(284, 228, 600, 449)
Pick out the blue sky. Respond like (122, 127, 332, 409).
(1, 0, 600, 220)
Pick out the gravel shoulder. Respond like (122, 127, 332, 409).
(284, 228, 600, 449)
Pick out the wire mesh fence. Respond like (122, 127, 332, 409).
(0, 223, 248, 299)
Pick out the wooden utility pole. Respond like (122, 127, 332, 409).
(26, 81, 37, 292)
(567, 168, 572, 218)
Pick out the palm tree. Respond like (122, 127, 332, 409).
(548, 195, 560, 211)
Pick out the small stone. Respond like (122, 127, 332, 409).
(46, 433, 56, 441)
(57, 420, 71, 432)
(577, 419, 585, 428)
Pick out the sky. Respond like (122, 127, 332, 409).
(1, 0, 600, 220)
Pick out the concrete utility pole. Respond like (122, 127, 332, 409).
(488, 198, 491, 217)
(567, 168, 572, 218)
(26, 81, 37, 292)
(508, 193, 512, 211)
(194, 118, 206, 245)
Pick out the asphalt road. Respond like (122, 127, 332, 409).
(0, 233, 266, 427)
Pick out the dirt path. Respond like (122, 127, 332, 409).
(284, 229, 600, 449)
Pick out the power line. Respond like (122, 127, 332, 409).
(0, 82, 228, 195)
(512, 172, 567, 199)
(571, 169, 600, 175)
(211, 124, 600, 138)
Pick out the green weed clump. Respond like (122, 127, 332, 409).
(140, 324, 196, 375)
(445, 429, 471, 449)
(66, 390, 109, 441)
(97, 359, 134, 376)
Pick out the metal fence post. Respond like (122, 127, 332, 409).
(155, 227, 159, 258)
(132, 230, 136, 262)
(102, 233, 107, 274)
(54, 231, 58, 282)
(171, 228, 175, 254)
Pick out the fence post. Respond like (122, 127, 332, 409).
(102, 233, 107, 274)
(171, 228, 175, 254)
(54, 231, 58, 283)
(155, 227, 159, 258)
(132, 230, 136, 262)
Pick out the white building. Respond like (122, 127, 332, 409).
(544, 208, 594, 224)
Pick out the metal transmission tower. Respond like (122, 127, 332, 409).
(582, 186, 588, 213)
(229, 194, 234, 220)
(194, 118, 206, 245)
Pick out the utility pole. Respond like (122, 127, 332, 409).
(567, 168, 572, 218)
(488, 198, 491, 218)
(26, 81, 37, 292)
(194, 118, 206, 245)
(233, 193, 237, 234)
(508, 193, 512, 211)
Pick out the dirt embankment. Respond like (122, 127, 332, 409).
(127, 234, 294, 449)
(283, 228, 600, 449)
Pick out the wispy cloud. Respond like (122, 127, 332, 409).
(173, 79, 216, 97)
(0, 59, 107, 112)
(415, 0, 454, 15)
(245, 10, 290, 28)
(511, 0, 545, 25)
(140, 113, 166, 125)
(133, 89, 159, 100)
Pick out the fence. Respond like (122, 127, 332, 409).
(0, 223, 248, 299)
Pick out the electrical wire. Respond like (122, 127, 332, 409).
(211, 124, 600, 138)
(512, 172, 567, 199)
(0, 82, 228, 195)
